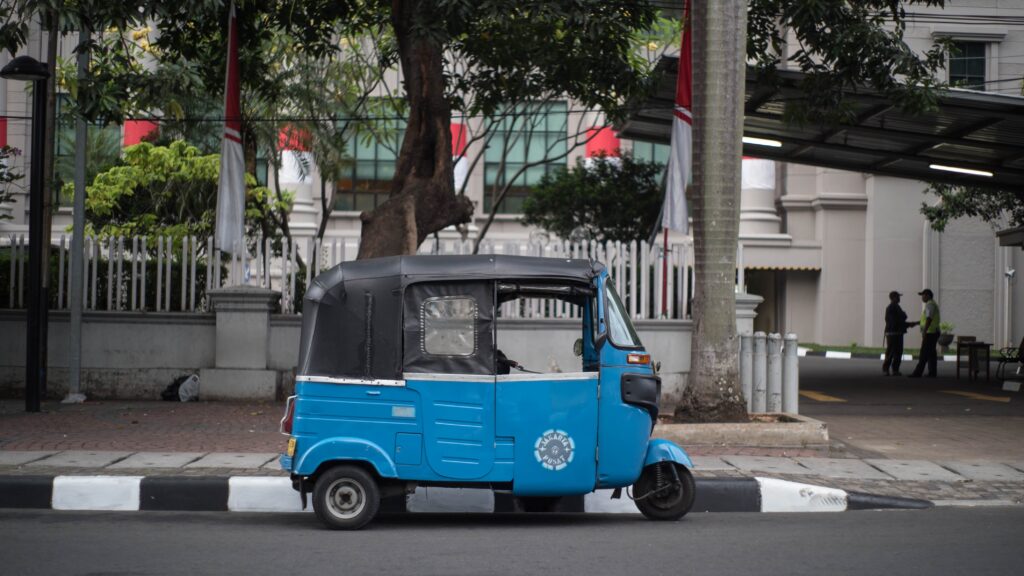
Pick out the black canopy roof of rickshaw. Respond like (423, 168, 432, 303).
(297, 255, 605, 380)
(305, 254, 605, 298)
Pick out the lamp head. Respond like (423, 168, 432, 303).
(1, 55, 49, 82)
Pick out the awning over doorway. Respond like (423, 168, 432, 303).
(617, 58, 1024, 192)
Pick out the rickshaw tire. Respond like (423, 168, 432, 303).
(635, 463, 696, 521)
(312, 465, 380, 530)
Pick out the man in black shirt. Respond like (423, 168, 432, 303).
(883, 291, 915, 376)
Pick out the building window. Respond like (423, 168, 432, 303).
(54, 95, 122, 205)
(949, 41, 986, 90)
(484, 102, 568, 214)
(630, 140, 670, 167)
(334, 121, 404, 212)
(421, 296, 478, 356)
(255, 148, 269, 187)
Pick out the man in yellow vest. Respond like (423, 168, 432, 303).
(909, 288, 940, 378)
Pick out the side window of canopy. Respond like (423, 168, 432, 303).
(404, 282, 495, 375)
(422, 296, 477, 356)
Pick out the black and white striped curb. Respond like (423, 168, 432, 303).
(799, 348, 959, 362)
(0, 475, 931, 514)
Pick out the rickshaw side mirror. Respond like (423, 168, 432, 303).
(594, 332, 607, 351)
(573, 338, 583, 357)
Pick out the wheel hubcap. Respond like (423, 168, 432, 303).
(325, 478, 365, 519)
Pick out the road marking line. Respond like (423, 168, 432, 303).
(799, 390, 847, 403)
(941, 390, 1011, 403)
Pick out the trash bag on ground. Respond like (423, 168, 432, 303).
(178, 374, 200, 402)
(161, 374, 199, 402)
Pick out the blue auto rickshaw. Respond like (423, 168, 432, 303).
(279, 255, 695, 529)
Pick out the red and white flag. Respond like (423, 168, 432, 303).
(451, 123, 468, 193)
(661, 0, 692, 234)
(215, 1, 245, 255)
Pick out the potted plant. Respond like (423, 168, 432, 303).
(938, 322, 955, 351)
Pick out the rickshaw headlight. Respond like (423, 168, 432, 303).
(627, 353, 651, 365)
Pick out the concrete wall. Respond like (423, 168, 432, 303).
(0, 312, 699, 403)
(496, 318, 693, 408)
(1011, 248, 1024, 350)
(782, 271, 819, 342)
(935, 218, 999, 344)
(0, 310, 215, 399)
(863, 176, 929, 348)
(813, 175, 868, 347)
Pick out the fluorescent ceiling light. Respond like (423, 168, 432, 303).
(743, 136, 783, 148)
(928, 164, 993, 178)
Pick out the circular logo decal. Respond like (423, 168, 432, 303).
(534, 429, 575, 471)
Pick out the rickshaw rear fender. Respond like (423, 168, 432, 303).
(643, 438, 693, 469)
(294, 437, 398, 478)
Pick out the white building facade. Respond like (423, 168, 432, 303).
(2, 1, 1022, 349)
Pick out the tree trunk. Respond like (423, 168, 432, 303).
(675, 0, 748, 423)
(357, 0, 473, 259)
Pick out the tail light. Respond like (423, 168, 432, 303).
(627, 353, 651, 365)
(280, 395, 296, 435)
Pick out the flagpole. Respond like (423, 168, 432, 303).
(661, 228, 669, 318)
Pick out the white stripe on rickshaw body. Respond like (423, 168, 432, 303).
(295, 375, 405, 387)
(401, 373, 493, 383)
(496, 371, 599, 382)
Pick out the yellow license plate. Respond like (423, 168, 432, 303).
(286, 437, 296, 457)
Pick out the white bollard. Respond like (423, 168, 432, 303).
(740, 333, 753, 412)
(783, 333, 800, 414)
(767, 333, 783, 413)
(752, 332, 767, 413)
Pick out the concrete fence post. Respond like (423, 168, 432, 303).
(751, 332, 767, 413)
(740, 333, 753, 411)
(200, 286, 282, 400)
(767, 333, 783, 412)
(783, 333, 800, 414)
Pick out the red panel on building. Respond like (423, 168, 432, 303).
(451, 123, 467, 157)
(585, 127, 620, 157)
(0, 117, 7, 148)
(278, 125, 310, 152)
(123, 120, 159, 146)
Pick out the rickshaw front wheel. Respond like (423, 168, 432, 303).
(313, 465, 380, 530)
(634, 462, 696, 521)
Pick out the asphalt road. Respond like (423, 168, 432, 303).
(2, 508, 1022, 575)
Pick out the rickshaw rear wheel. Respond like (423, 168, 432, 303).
(313, 465, 380, 530)
(634, 462, 696, 521)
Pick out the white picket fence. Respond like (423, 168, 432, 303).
(2, 233, 747, 319)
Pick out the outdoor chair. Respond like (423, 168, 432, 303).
(996, 337, 1024, 380)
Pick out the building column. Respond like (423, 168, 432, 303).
(739, 158, 782, 236)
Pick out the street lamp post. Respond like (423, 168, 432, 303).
(2, 55, 51, 413)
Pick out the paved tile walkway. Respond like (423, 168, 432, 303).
(1, 448, 1022, 505)
(2, 395, 1023, 505)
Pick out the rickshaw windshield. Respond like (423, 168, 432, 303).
(605, 282, 642, 348)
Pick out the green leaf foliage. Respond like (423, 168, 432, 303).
(921, 183, 1024, 232)
(0, 145, 25, 221)
(522, 153, 664, 244)
(79, 140, 285, 245)
(748, 1, 949, 125)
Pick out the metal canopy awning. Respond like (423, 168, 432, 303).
(998, 226, 1024, 248)
(617, 57, 1024, 192)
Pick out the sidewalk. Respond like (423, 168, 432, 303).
(1, 399, 1022, 507)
